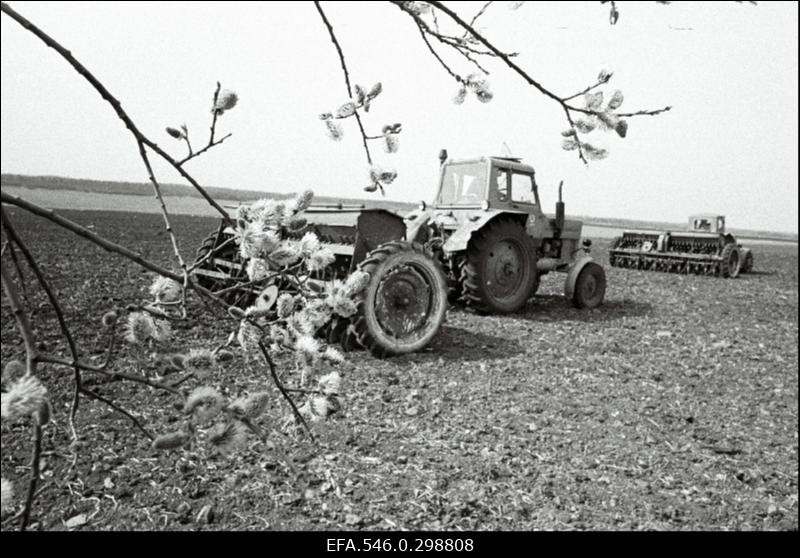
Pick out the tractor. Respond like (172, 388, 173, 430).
(608, 214, 754, 277)
(404, 150, 606, 313)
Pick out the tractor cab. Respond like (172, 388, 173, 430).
(409, 153, 581, 255)
(689, 214, 726, 234)
(433, 156, 543, 216)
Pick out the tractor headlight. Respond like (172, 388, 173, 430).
(481, 200, 490, 211)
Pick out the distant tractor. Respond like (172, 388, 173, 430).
(404, 150, 606, 313)
(608, 214, 754, 278)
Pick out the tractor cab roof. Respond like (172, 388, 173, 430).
(444, 156, 536, 175)
(689, 213, 725, 220)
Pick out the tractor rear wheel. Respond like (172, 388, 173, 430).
(720, 243, 741, 278)
(461, 218, 537, 314)
(571, 262, 606, 309)
(351, 241, 447, 357)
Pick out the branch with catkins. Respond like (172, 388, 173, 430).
(391, 0, 671, 164)
(315, 2, 404, 195)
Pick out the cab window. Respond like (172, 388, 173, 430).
(438, 162, 487, 205)
(495, 169, 509, 202)
(512, 173, 536, 204)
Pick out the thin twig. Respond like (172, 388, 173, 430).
(80, 386, 155, 440)
(258, 341, 315, 443)
(468, 1, 494, 28)
(19, 423, 42, 531)
(96, 324, 117, 370)
(177, 133, 232, 166)
(615, 106, 673, 118)
(4, 237, 30, 304)
(563, 76, 611, 102)
(175, 84, 234, 166)
(0, 258, 38, 375)
(187, 236, 237, 273)
(314, 1, 373, 167)
(561, 106, 588, 164)
(135, 143, 190, 317)
(37, 354, 181, 395)
(413, 21, 462, 82)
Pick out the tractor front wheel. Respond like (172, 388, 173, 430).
(351, 241, 447, 357)
(571, 262, 606, 309)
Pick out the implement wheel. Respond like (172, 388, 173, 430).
(741, 251, 754, 274)
(720, 243, 741, 278)
(351, 241, 447, 357)
(461, 218, 537, 314)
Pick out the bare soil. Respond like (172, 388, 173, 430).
(1, 208, 797, 531)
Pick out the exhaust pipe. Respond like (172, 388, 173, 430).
(439, 148, 448, 166)
(555, 180, 565, 234)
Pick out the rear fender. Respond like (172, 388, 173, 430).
(564, 256, 598, 300)
(404, 210, 433, 244)
(442, 212, 526, 253)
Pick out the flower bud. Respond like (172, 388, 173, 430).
(354, 84, 366, 105)
(36, 400, 51, 426)
(228, 306, 246, 320)
(101, 311, 118, 328)
(367, 82, 382, 99)
(3, 360, 26, 383)
(215, 349, 235, 363)
(166, 126, 185, 140)
(152, 431, 190, 450)
(171, 354, 187, 370)
(214, 89, 239, 112)
(335, 102, 356, 118)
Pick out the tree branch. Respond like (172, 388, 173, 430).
(19, 423, 42, 531)
(37, 354, 181, 396)
(176, 83, 234, 166)
(0, 258, 38, 376)
(314, 1, 374, 167)
(1, 192, 234, 312)
(1, 208, 84, 441)
(258, 341, 314, 443)
(80, 386, 154, 440)
(0, 1, 233, 225)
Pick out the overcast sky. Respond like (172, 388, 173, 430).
(1, 1, 797, 233)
